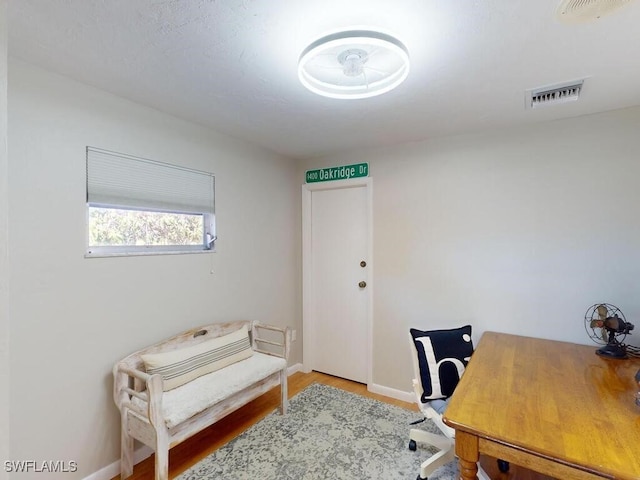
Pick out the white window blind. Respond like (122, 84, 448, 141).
(86, 147, 214, 214)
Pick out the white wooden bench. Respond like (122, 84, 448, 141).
(113, 320, 291, 480)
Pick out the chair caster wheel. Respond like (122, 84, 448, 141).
(416, 476, 427, 480)
(497, 459, 510, 472)
(408, 439, 417, 451)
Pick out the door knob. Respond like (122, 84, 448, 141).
(358, 281, 367, 288)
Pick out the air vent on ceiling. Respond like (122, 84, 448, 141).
(556, 0, 634, 23)
(526, 80, 584, 109)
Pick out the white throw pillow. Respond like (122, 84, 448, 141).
(141, 325, 253, 391)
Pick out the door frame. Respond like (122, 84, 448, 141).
(302, 177, 373, 386)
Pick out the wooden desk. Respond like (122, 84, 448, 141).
(443, 332, 640, 480)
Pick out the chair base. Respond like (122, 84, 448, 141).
(498, 459, 510, 472)
(409, 427, 494, 480)
(409, 428, 456, 479)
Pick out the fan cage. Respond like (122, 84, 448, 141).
(584, 303, 628, 345)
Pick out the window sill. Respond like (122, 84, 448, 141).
(84, 249, 215, 259)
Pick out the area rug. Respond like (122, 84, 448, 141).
(176, 383, 457, 480)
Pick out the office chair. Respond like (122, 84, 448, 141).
(409, 327, 509, 480)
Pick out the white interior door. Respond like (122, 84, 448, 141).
(303, 179, 371, 384)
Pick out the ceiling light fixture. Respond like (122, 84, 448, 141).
(556, 0, 634, 23)
(298, 29, 410, 100)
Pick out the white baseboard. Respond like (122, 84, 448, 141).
(82, 445, 152, 480)
(287, 362, 303, 376)
(368, 382, 414, 404)
(289, 365, 414, 404)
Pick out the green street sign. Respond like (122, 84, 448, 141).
(305, 163, 369, 183)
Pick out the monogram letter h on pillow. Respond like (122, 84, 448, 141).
(410, 325, 474, 403)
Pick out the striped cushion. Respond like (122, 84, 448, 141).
(141, 325, 253, 391)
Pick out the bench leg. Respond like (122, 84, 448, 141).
(280, 368, 288, 415)
(120, 412, 134, 479)
(154, 437, 169, 480)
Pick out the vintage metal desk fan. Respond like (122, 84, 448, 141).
(584, 303, 635, 359)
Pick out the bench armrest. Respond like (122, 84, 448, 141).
(113, 362, 165, 427)
(251, 322, 291, 361)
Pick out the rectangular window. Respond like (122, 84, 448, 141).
(86, 147, 215, 257)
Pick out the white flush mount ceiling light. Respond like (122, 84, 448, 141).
(298, 30, 410, 100)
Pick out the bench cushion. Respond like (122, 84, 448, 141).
(158, 352, 286, 428)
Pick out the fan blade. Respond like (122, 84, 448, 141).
(590, 319, 604, 329)
(605, 315, 621, 332)
(601, 328, 608, 342)
(597, 305, 608, 320)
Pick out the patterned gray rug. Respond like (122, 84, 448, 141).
(176, 383, 457, 480)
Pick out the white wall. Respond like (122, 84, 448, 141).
(0, 1, 10, 478)
(8, 60, 301, 479)
(302, 107, 640, 392)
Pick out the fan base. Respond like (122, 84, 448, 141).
(596, 343, 628, 359)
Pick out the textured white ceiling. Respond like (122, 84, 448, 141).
(8, 0, 640, 159)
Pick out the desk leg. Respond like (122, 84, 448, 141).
(455, 430, 479, 480)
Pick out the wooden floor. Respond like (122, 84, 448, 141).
(112, 371, 554, 480)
